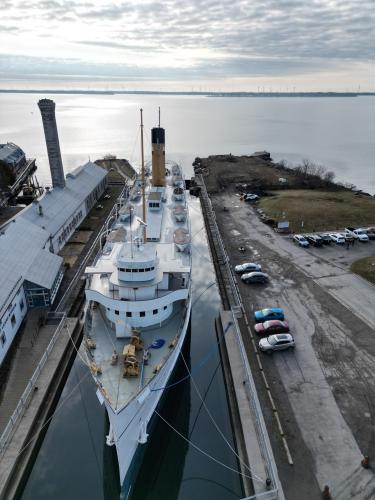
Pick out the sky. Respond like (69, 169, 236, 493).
(1, 0, 375, 91)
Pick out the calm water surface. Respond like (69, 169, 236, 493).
(0, 94, 374, 193)
(3, 93, 374, 498)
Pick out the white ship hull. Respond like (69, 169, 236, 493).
(103, 294, 191, 497)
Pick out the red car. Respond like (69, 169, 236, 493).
(254, 319, 290, 336)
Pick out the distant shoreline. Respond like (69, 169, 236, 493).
(0, 89, 374, 97)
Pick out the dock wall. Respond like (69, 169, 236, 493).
(196, 174, 284, 499)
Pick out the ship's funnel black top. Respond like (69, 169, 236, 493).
(152, 127, 165, 145)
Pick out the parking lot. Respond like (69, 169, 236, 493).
(211, 191, 375, 499)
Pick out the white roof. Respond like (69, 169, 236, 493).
(0, 218, 62, 316)
(18, 161, 107, 237)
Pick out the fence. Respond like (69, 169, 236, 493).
(197, 175, 280, 499)
(0, 313, 67, 456)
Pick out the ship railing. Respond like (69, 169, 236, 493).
(0, 313, 67, 457)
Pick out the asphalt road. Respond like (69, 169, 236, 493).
(212, 191, 375, 500)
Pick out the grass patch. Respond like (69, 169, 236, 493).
(258, 190, 375, 233)
(351, 257, 375, 285)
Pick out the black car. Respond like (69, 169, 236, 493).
(305, 235, 324, 247)
(318, 234, 332, 245)
(241, 271, 269, 284)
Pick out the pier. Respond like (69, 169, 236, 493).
(194, 156, 375, 499)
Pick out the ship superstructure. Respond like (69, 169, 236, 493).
(83, 111, 191, 492)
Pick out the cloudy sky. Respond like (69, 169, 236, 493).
(1, 0, 375, 91)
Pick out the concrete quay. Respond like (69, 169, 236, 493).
(0, 315, 80, 500)
(198, 175, 284, 499)
(197, 173, 375, 500)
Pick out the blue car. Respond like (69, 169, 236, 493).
(254, 308, 284, 323)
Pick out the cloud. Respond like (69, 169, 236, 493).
(0, 0, 375, 85)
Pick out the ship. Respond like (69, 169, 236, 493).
(83, 109, 192, 497)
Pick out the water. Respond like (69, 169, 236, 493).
(3, 93, 374, 498)
(21, 198, 244, 500)
(0, 93, 375, 193)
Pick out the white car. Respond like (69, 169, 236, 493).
(234, 262, 262, 274)
(353, 228, 369, 242)
(329, 233, 345, 244)
(244, 193, 259, 202)
(259, 333, 295, 353)
(293, 234, 309, 247)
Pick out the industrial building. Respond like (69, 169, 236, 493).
(0, 143, 26, 177)
(0, 99, 109, 365)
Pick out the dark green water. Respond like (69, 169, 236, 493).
(21, 199, 243, 500)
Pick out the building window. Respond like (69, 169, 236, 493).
(126, 311, 132, 317)
(11, 314, 16, 327)
(20, 300, 24, 311)
(140, 311, 145, 317)
(153, 309, 158, 315)
(1, 333, 6, 347)
(115, 310, 119, 315)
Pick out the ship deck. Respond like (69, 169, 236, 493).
(86, 302, 186, 411)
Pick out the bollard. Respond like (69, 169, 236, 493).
(322, 485, 331, 499)
(361, 455, 370, 469)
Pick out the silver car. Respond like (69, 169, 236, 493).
(259, 333, 295, 353)
(234, 262, 262, 274)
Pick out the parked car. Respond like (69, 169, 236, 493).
(103, 194, 111, 200)
(96, 204, 104, 210)
(353, 228, 369, 242)
(344, 227, 359, 239)
(329, 233, 345, 244)
(254, 319, 290, 336)
(244, 193, 259, 202)
(318, 233, 332, 244)
(305, 235, 324, 247)
(259, 333, 295, 353)
(234, 262, 262, 274)
(241, 271, 269, 284)
(293, 234, 309, 247)
(366, 228, 375, 240)
(254, 308, 285, 323)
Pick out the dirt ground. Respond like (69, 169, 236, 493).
(210, 188, 375, 500)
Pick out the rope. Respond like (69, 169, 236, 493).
(155, 409, 255, 481)
(180, 352, 265, 484)
(150, 282, 219, 392)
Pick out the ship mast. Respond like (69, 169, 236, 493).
(140, 108, 147, 242)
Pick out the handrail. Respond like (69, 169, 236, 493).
(0, 313, 67, 456)
(197, 174, 279, 498)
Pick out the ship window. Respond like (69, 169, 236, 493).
(153, 309, 158, 315)
(126, 269, 131, 272)
(140, 311, 145, 317)
(133, 269, 138, 273)
(20, 300, 24, 311)
(163, 306, 167, 310)
(115, 310, 119, 315)
(11, 314, 16, 327)
(126, 311, 132, 317)
(1, 333, 6, 346)
(151, 266, 155, 271)
(145, 268, 150, 272)
(119, 267, 125, 272)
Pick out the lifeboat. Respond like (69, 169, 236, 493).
(173, 228, 190, 252)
